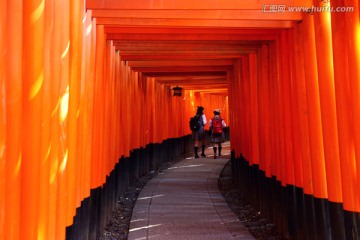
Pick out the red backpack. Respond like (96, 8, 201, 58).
(212, 117, 223, 135)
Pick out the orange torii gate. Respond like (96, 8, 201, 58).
(1, 0, 360, 239)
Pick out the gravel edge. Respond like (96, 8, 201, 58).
(101, 154, 191, 240)
(218, 160, 284, 240)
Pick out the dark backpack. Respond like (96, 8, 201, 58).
(189, 114, 202, 131)
(212, 117, 223, 135)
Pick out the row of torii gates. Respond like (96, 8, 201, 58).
(1, 0, 360, 239)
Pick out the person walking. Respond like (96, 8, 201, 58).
(209, 109, 226, 159)
(191, 106, 207, 158)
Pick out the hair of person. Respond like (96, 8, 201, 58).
(196, 106, 204, 115)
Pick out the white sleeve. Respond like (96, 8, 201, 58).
(202, 114, 207, 125)
(222, 120, 226, 128)
(209, 118, 212, 127)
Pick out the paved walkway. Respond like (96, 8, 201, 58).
(128, 142, 254, 240)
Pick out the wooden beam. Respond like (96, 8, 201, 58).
(192, 89, 228, 94)
(91, 9, 302, 21)
(113, 40, 260, 52)
(145, 71, 227, 77)
(126, 59, 234, 68)
(119, 54, 248, 61)
(86, 0, 312, 10)
(158, 79, 227, 85)
(96, 18, 295, 28)
(107, 32, 278, 41)
(131, 66, 231, 72)
(178, 85, 228, 89)
(156, 75, 225, 81)
(104, 27, 281, 35)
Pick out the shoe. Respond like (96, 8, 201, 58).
(214, 155, 217, 159)
(201, 153, 206, 157)
(195, 154, 199, 158)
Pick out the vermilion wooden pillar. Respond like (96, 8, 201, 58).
(269, 41, 278, 179)
(314, 1, 343, 205)
(22, 0, 45, 239)
(37, 1, 56, 238)
(56, 0, 71, 238)
(249, 53, 259, 165)
(0, 0, 6, 238)
(302, 12, 333, 240)
(313, 3, 347, 238)
(91, 24, 105, 189)
(335, 0, 360, 235)
(48, 4, 62, 238)
(258, 44, 272, 177)
(331, 0, 359, 213)
(4, 1, 22, 239)
(288, 27, 304, 189)
(229, 61, 241, 157)
(241, 56, 250, 161)
(292, 22, 311, 196)
(345, 0, 360, 211)
(292, 21, 314, 240)
(302, 13, 328, 201)
(280, 30, 295, 187)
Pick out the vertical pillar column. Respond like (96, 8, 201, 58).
(345, 0, 360, 208)
(0, 1, 6, 239)
(344, 0, 360, 238)
(302, 12, 330, 240)
(293, 21, 316, 240)
(249, 54, 259, 165)
(91, 24, 105, 189)
(22, 0, 45, 239)
(4, 1, 22, 239)
(258, 44, 271, 177)
(281, 29, 299, 239)
(55, 0, 70, 237)
(48, 1, 62, 237)
(280, 30, 295, 187)
(242, 56, 250, 161)
(313, 2, 346, 239)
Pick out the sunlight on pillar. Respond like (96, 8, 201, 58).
(60, 86, 69, 122)
(51, 101, 59, 117)
(356, 23, 360, 64)
(61, 41, 70, 59)
(86, 23, 92, 36)
(12, 154, 21, 180)
(44, 143, 51, 163)
(49, 156, 58, 184)
(0, 144, 4, 159)
(37, 224, 45, 240)
(322, 1, 335, 80)
(324, 1, 332, 28)
(29, 70, 43, 100)
(30, 0, 44, 25)
(59, 149, 68, 173)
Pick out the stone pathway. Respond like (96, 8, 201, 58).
(128, 142, 254, 240)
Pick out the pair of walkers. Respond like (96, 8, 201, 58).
(190, 106, 226, 159)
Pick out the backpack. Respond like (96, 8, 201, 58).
(189, 114, 202, 131)
(212, 117, 223, 135)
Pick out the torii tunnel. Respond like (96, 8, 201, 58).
(1, 0, 360, 239)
